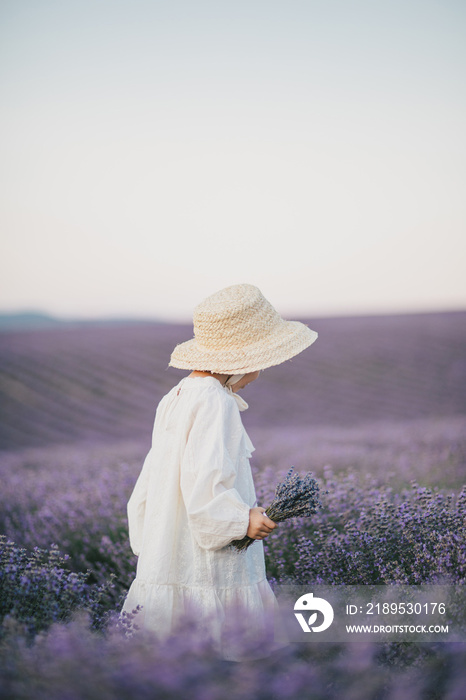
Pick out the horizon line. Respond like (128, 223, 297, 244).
(0, 304, 465, 326)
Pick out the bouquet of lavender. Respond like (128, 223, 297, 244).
(231, 468, 323, 552)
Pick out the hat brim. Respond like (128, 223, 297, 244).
(169, 320, 318, 374)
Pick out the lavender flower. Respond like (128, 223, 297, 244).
(231, 468, 323, 551)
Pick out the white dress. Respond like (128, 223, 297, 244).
(121, 375, 284, 660)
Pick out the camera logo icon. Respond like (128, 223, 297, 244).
(294, 592, 334, 632)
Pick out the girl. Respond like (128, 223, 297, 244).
(121, 283, 318, 660)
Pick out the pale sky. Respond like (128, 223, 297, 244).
(1, 0, 465, 321)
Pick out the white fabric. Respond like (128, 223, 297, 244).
(121, 376, 285, 660)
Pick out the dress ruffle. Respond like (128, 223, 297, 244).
(122, 577, 288, 661)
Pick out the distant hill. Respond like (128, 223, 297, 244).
(0, 312, 64, 331)
(0, 310, 465, 451)
(0, 312, 162, 332)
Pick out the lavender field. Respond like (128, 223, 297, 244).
(1, 311, 466, 699)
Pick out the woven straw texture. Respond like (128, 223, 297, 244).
(169, 284, 318, 374)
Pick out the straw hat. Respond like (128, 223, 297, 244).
(169, 284, 318, 374)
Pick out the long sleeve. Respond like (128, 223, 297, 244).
(127, 448, 153, 556)
(180, 390, 251, 551)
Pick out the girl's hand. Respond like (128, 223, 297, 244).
(247, 507, 277, 540)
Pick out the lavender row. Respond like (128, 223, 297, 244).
(0, 437, 465, 696)
(0, 610, 464, 700)
(0, 443, 464, 599)
(256, 466, 466, 586)
(1, 311, 465, 450)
